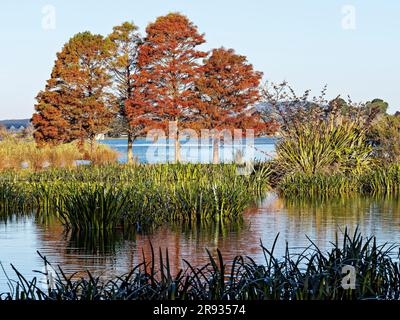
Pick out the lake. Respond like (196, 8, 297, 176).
(1, 194, 400, 292)
(98, 137, 277, 163)
(1, 139, 400, 292)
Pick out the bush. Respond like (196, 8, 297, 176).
(276, 121, 374, 175)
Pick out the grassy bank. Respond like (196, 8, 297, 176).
(1, 229, 399, 300)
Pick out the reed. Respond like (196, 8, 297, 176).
(0, 163, 267, 229)
(361, 163, 400, 194)
(1, 229, 399, 300)
(278, 163, 400, 198)
(278, 172, 361, 197)
(58, 184, 130, 231)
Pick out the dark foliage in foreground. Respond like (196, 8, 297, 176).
(1, 228, 399, 300)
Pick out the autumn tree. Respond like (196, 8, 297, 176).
(31, 100, 71, 146)
(194, 47, 266, 163)
(107, 22, 143, 163)
(32, 32, 114, 148)
(133, 13, 207, 162)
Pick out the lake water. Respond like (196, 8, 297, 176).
(1, 139, 400, 292)
(98, 137, 277, 163)
(1, 194, 400, 292)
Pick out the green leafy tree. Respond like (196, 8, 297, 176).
(366, 98, 389, 115)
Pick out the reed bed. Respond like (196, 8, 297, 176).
(278, 163, 400, 198)
(0, 164, 271, 229)
(1, 229, 399, 300)
(278, 173, 361, 198)
(0, 138, 118, 171)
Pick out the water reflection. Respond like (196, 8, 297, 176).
(1, 193, 400, 291)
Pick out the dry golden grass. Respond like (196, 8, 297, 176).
(0, 137, 119, 171)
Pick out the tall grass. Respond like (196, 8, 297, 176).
(361, 163, 400, 194)
(1, 229, 399, 300)
(58, 184, 130, 231)
(0, 164, 269, 229)
(0, 138, 118, 171)
(278, 163, 400, 198)
(278, 173, 361, 198)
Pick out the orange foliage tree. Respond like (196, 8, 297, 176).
(129, 13, 207, 162)
(108, 22, 143, 163)
(194, 47, 273, 163)
(32, 32, 114, 148)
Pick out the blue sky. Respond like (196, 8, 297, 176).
(0, 0, 399, 119)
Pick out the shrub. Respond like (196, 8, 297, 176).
(276, 121, 374, 175)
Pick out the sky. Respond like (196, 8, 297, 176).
(0, 0, 399, 119)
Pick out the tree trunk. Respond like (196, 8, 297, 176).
(171, 120, 182, 163)
(175, 138, 181, 163)
(90, 137, 95, 154)
(127, 131, 134, 164)
(212, 135, 220, 164)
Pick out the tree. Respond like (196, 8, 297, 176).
(107, 22, 143, 163)
(31, 98, 71, 146)
(194, 48, 265, 163)
(134, 13, 207, 162)
(32, 32, 114, 148)
(367, 114, 400, 164)
(366, 98, 389, 116)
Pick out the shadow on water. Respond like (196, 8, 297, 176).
(65, 229, 134, 255)
(64, 218, 245, 254)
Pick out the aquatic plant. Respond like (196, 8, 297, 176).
(0, 163, 267, 229)
(278, 163, 400, 198)
(58, 184, 130, 231)
(278, 172, 361, 197)
(1, 229, 399, 300)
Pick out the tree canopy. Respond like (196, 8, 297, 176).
(32, 32, 114, 146)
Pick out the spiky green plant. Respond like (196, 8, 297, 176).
(57, 184, 130, 231)
(276, 121, 374, 176)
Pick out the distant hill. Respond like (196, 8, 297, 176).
(0, 119, 31, 130)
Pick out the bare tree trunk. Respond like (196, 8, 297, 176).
(212, 135, 220, 164)
(127, 131, 134, 164)
(171, 120, 182, 163)
(175, 138, 181, 163)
